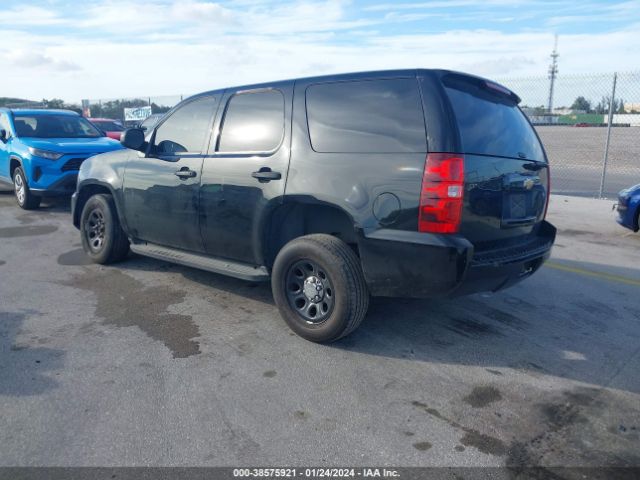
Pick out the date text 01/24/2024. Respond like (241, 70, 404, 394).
(232, 468, 400, 478)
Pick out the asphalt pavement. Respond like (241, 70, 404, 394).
(0, 190, 639, 468)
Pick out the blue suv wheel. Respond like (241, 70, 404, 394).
(13, 166, 41, 210)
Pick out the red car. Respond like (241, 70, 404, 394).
(88, 118, 125, 140)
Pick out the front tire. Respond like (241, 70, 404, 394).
(13, 167, 41, 210)
(271, 234, 369, 343)
(80, 194, 130, 264)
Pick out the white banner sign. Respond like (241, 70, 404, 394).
(124, 106, 152, 121)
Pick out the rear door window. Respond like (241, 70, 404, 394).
(306, 78, 426, 153)
(217, 90, 285, 153)
(442, 74, 545, 161)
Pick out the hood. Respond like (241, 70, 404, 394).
(22, 136, 123, 154)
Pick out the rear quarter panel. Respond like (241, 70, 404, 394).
(287, 76, 427, 234)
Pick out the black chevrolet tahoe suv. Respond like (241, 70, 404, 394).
(72, 69, 555, 342)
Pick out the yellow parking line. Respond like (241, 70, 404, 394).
(546, 262, 640, 287)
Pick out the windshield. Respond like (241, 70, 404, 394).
(13, 114, 103, 139)
(91, 120, 124, 131)
(442, 74, 545, 162)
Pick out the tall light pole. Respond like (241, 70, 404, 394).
(547, 35, 559, 114)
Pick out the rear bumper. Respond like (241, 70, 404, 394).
(357, 221, 556, 298)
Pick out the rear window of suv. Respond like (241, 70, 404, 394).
(306, 78, 426, 153)
(442, 74, 545, 162)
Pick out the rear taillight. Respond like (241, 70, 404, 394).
(419, 153, 465, 234)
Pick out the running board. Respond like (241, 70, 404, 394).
(130, 243, 270, 282)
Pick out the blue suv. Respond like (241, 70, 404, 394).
(615, 183, 640, 232)
(0, 108, 123, 209)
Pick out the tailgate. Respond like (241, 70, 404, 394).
(438, 72, 550, 247)
(461, 155, 549, 245)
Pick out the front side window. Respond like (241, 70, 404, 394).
(153, 96, 218, 155)
(13, 114, 102, 139)
(306, 78, 427, 153)
(217, 90, 284, 153)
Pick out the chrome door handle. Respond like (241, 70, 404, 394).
(175, 168, 197, 179)
(251, 168, 281, 182)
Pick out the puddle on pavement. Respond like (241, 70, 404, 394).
(57, 248, 93, 266)
(0, 225, 58, 238)
(60, 269, 200, 358)
(411, 400, 507, 457)
(463, 386, 503, 408)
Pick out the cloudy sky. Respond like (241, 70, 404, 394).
(2, 0, 639, 103)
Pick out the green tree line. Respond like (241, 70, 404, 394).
(0, 97, 173, 119)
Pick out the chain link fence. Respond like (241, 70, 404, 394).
(498, 71, 640, 198)
(84, 71, 640, 199)
(83, 94, 187, 125)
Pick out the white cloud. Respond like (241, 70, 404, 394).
(365, 0, 530, 11)
(0, 5, 64, 26)
(4, 49, 81, 72)
(1, 0, 638, 104)
(172, 0, 236, 23)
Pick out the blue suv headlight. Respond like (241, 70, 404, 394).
(28, 147, 64, 160)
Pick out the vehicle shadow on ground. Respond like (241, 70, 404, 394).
(0, 310, 65, 396)
(115, 250, 640, 392)
(0, 190, 70, 215)
(333, 260, 640, 394)
(39, 197, 71, 213)
(120, 253, 276, 305)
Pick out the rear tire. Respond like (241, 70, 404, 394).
(13, 167, 41, 210)
(80, 194, 130, 264)
(271, 234, 369, 343)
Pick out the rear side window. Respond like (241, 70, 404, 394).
(443, 74, 545, 162)
(306, 78, 426, 153)
(154, 95, 217, 155)
(218, 90, 284, 153)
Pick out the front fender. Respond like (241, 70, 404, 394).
(74, 149, 133, 232)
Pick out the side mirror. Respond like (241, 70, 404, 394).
(0, 129, 7, 143)
(121, 128, 146, 152)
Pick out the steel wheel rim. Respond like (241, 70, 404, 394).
(285, 259, 334, 324)
(84, 208, 106, 252)
(14, 173, 25, 205)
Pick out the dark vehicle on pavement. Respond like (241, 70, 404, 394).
(615, 183, 640, 232)
(0, 108, 123, 209)
(71, 69, 555, 342)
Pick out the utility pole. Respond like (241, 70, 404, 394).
(599, 73, 618, 198)
(547, 34, 559, 114)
